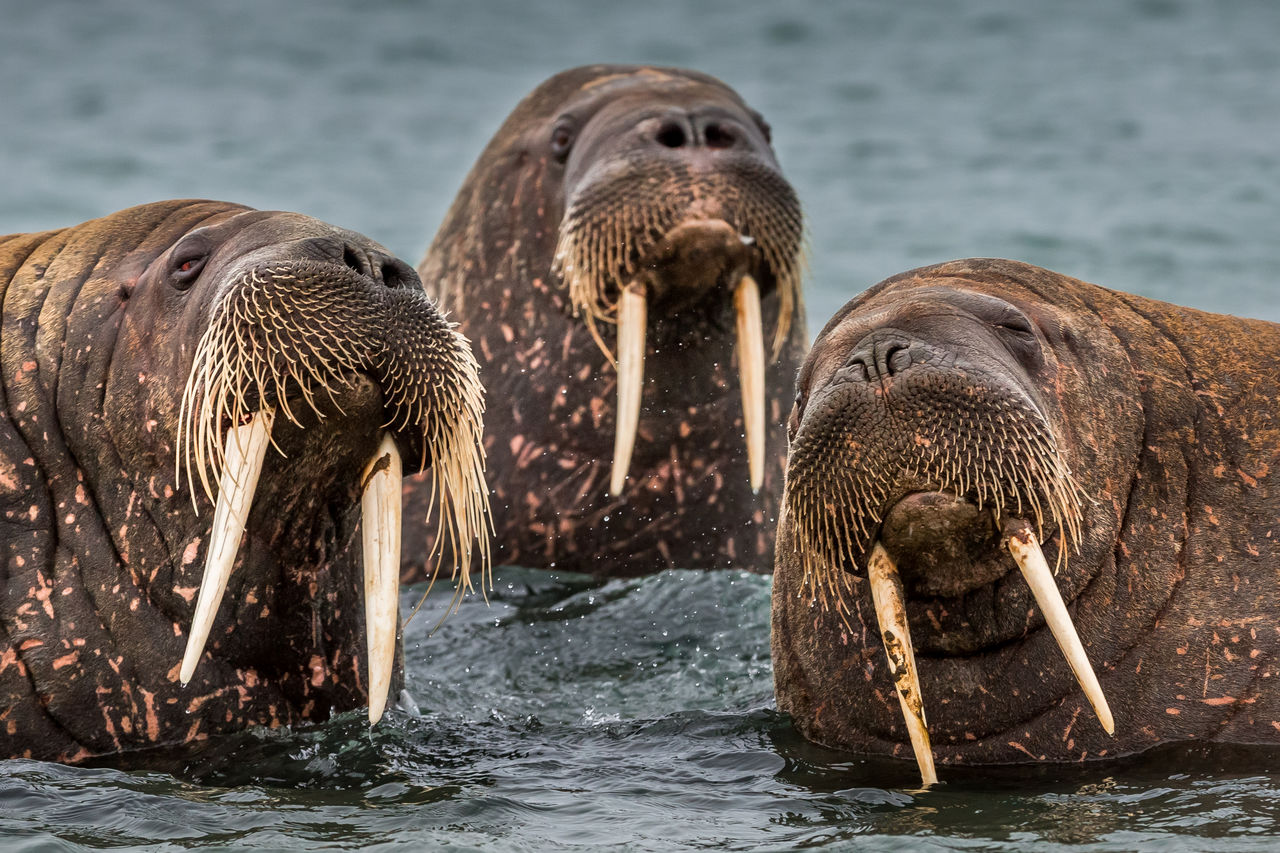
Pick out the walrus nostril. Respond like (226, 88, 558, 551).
(844, 345, 875, 382)
(379, 259, 418, 290)
(844, 332, 920, 383)
(886, 344, 912, 375)
(342, 244, 374, 278)
(656, 121, 688, 148)
(845, 357, 871, 382)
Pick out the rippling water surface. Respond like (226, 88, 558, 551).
(3, 0, 1280, 849)
(5, 571, 1280, 851)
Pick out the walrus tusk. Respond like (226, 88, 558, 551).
(610, 282, 646, 495)
(361, 433, 402, 725)
(1005, 519, 1115, 735)
(734, 274, 766, 493)
(868, 542, 938, 786)
(180, 408, 275, 686)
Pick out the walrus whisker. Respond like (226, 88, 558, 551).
(1003, 517, 1114, 735)
(734, 274, 766, 493)
(868, 542, 937, 786)
(180, 407, 275, 686)
(178, 263, 493, 690)
(610, 281, 647, 495)
(360, 432, 402, 725)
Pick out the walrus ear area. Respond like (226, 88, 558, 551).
(788, 346, 823, 443)
(167, 231, 214, 292)
(787, 386, 806, 444)
(749, 109, 772, 145)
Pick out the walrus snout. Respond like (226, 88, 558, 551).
(175, 224, 490, 724)
(554, 105, 802, 497)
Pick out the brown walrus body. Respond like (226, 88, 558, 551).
(0, 200, 486, 762)
(406, 65, 807, 578)
(772, 258, 1280, 768)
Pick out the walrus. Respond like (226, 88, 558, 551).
(407, 64, 806, 577)
(0, 200, 488, 762)
(772, 258, 1280, 784)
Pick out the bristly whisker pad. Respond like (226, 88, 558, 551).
(177, 260, 492, 595)
(784, 373, 1086, 622)
(551, 160, 805, 362)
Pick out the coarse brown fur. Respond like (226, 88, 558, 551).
(773, 258, 1280, 764)
(0, 200, 484, 762)
(404, 65, 807, 578)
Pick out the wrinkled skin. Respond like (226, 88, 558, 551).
(0, 200, 454, 762)
(408, 65, 807, 578)
(773, 258, 1280, 765)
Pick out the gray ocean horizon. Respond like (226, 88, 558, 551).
(3, 1, 1280, 850)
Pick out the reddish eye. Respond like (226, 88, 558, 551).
(549, 120, 576, 162)
(170, 250, 208, 290)
(169, 230, 213, 291)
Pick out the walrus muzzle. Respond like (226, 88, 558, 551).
(177, 258, 489, 723)
(552, 160, 803, 495)
(784, 317, 1109, 784)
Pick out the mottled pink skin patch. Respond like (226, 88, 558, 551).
(0, 457, 18, 491)
(0, 647, 25, 675)
(309, 656, 326, 688)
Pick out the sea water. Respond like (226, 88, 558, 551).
(2, 0, 1280, 849)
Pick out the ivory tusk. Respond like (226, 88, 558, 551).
(734, 274, 766, 493)
(1005, 519, 1115, 735)
(361, 433, 402, 725)
(868, 542, 938, 786)
(180, 408, 275, 686)
(610, 282, 646, 495)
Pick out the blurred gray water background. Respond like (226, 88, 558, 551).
(3, 0, 1278, 327)
(3, 1, 1280, 850)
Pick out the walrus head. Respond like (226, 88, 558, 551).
(426, 65, 804, 497)
(165, 207, 488, 723)
(774, 260, 1134, 783)
(0, 200, 489, 760)
(785, 284, 1087, 609)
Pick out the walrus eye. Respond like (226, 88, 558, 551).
(994, 314, 1037, 346)
(787, 390, 806, 442)
(549, 120, 576, 162)
(992, 309, 1044, 368)
(996, 315, 1034, 338)
(170, 242, 210, 291)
